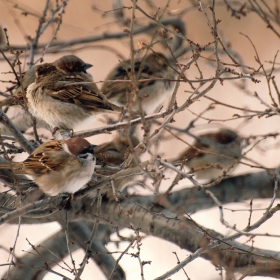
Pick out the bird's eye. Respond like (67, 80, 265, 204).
(134, 63, 141, 72)
(116, 67, 130, 77)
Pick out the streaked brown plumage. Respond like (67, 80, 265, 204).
(0, 55, 97, 134)
(95, 135, 139, 170)
(101, 52, 176, 114)
(0, 137, 97, 196)
(0, 55, 93, 108)
(0, 157, 33, 187)
(26, 63, 120, 130)
(94, 135, 139, 194)
(174, 129, 242, 180)
(53, 54, 93, 74)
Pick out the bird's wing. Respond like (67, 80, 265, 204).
(102, 61, 156, 101)
(49, 81, 115, 111)
(96, 149, 125, 166)
(23, 141, 68, 175)
(174, 141, 209, 166)
(95, 141, 125, 166)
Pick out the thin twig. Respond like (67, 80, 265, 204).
(0, 108, 34, 154)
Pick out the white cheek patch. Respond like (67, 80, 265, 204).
(62, 143, 71, 155)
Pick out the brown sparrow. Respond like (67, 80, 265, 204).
(26, 63, 120, 131)
(0, 55, 95, 134)
(0, 55, 93, 108)
(94, 135, 139, 193)
(0, 137, 97, 196)
(101, 52, 176, 114)
(95, 135, 139, 169)
(174, 129, 242, 180)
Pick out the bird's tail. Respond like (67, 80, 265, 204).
(108, 103, 123, 113)
(0, 162, 23, 171)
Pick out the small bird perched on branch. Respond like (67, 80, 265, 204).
(173, 129, 243, 180)
(101, 52, 176, 115)
(26, 62, 121, 132)
(94, 135, 140, 197)
(95, 135, 139, 170)
(0, 55, 93, 108)
(0, 55, 97, 134)
(0, 137, 97, 196)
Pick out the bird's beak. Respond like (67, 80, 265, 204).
(88, 144, 97, 154)
(83, 63, 93, 71)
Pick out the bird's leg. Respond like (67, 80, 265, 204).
(59, 193, 73, 211)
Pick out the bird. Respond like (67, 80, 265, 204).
(94, 135, 139, 196)
(101, 52, 176, 115)
(95, 135, 139, 169)
(173, 129, 243, 180)
(0, 55, 94, 108)
(26, 62, 121, 132)
(0, 55, 95, 135)
(0, 137, 97, 196)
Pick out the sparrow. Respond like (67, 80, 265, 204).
(174, 129, 242, 180)
(0, 137, 97, 196)
(94, 135, 139, 194)
(0, 55, 93, 108)
(101, 52, 176, 114)
(0, 55, 95, 135)
(26, 62, 121, 131)
(95, 135, 139, 169)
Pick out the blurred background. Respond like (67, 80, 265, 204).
(0, 0, 280, 279)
